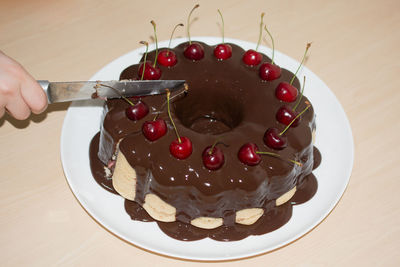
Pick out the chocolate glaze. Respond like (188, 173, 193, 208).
(90, 126, 320, 241)
(89, 133, 115, 194)
(89, 41, 321, 241)
(157, 201, 293, 241)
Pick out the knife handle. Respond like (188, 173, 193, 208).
(37, 80, 51, 103)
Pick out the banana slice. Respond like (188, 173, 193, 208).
(143, 194, 176, 222)
(235, 208, 264, 225)
(112, 151, 136, 201)
(276, 186, 296, 206)
(191, 217, 223, 229)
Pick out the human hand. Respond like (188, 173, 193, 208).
(0, 51, 48, 120)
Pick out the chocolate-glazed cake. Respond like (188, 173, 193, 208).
(89, 41, 320, 241)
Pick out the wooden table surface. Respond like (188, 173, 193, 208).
(1, 0, 399, 266)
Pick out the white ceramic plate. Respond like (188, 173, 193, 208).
(61, 37, 354, 261)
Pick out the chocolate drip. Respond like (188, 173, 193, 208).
(89, 133, 116, 194)
(124, 200, 154, 222)
(313, 146, 322, 170)
(156, 202, 293, 242)
(90, 126, 319, 241)
(89, 41, 321, 241)
(90, 126, 320, 240)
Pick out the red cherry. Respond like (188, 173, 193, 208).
(238, 143, 261, 166)
(242, 49, 262, 66)
(158, 23, 183, 67)
(170, 136, 192, 160)
(242, 13, 264, 66)
(202, 145, 224, 170)
(263, 128, 287, 150)
(142, 118, 167, 141)
(184, 43, 204, 60)
(259, 62, 281, 81)
(157, 50, 177, 67)
(214, 10, 231, 61)
(125, 100, 149, 121)
(138, 61, 161, 80)
(276, 106, 300, 127)
(214, 44, 232, 60)
(275, 82, 298, 102)
(239, 142, 302, 167)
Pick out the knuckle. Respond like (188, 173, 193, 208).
(0, 78, 18, 97)
(6, 62, 24, 78)
(0, 84, 14, 97)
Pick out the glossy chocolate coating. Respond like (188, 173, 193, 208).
(90, 133, 320, 241)
(90, 41, 320, 240)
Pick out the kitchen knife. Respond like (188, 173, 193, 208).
(38, 80, 186, 103)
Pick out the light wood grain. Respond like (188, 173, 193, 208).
(1, 0, 399, 266)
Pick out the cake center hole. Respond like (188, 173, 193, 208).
(174, 91, 243, 135)
(189, 114, 232, 135)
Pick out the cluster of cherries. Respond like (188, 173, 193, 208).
(238, 96, 311, 167)
(119, 4, 312, 171)
(238, 39, 312, 167)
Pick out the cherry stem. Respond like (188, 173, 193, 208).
(187, 4, 200, 45)
(290, 43, 311, 85)
(208, 137, 222, 155)
(217, 9, 225, 44)
(293, 76, 306, 111)
(166, 89, 181, 143)
(151, 21, 159, 68)
(97, 83, 134, 106)
(159, 83, 189, 110)
(152, 113, 159, 121)
(264, 25, 275, 64)
(279, 102, 311, 136)
(255, 12, 265, 51)
(167, 23, 184, 56)
(139, 41, 149, 80)
(256, 151, 302, 166)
